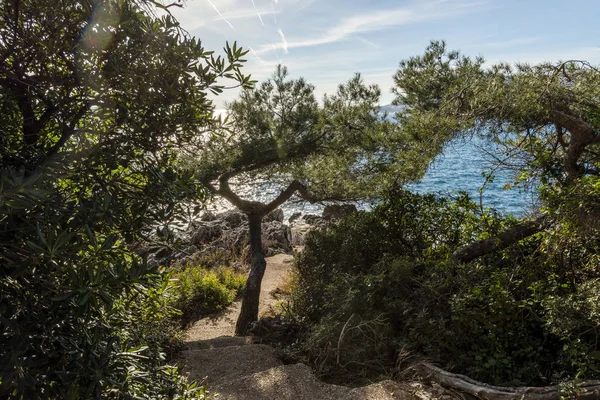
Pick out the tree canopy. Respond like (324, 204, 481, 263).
(190, 65, 422, 203)
(392, 41, 600, 261)
(0, 0, 251, 397)
(393, 40, 600, 189)
(184, 65, 429, 333)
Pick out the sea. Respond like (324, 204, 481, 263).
(407, 136, 538, 217)
(205, 136, 539, 220)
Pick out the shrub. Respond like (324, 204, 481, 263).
(289, 189, 600, 386)
(0, 169, 207, 399)
(170, 264, 247, 325)
(103, 274, 207, 399)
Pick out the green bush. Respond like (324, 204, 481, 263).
(0, 0, 252, 395)
(112, 274, 185, 358)
(0, 168, 208, 399)
(289, 189, 600, 386)
(102, 274, 208, 399)
(170, 264, 246, 325)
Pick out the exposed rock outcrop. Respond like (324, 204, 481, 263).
(143, 208, 292, 267)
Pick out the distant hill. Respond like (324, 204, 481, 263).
(378, 104, 404, 120)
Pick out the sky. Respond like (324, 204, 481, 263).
(166, 0, 600, 107)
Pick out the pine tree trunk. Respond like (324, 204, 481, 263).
(235, 212, 266, 335)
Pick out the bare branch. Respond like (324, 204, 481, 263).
(417, 362, 600, 400)
(549, 110, 600, 182)
(213, 174, 263, 214)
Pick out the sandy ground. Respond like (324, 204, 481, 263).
(184, 253, 293, 343)
(179, 253, 455, 399)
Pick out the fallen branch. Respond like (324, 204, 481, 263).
(416, 362, 600, 400)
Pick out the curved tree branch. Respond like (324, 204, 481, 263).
(452, 216, 547, 263)
(549, 110, 600, 182)
(212, 174, 263, 214)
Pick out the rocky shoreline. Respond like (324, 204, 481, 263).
(143, 204, 358, 268)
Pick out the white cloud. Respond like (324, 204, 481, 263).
(254, 0, 486, 54)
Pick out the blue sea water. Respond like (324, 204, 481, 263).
(408, 137, 538, 217)
(206, 136, 538, 220)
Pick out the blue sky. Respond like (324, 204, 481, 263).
(167, 0, 600, 107)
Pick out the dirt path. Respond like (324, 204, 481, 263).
(180, 253, 453, 399)
(184, 253, 293, 342)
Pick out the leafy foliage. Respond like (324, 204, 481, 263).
(393, 40, 600, 188)
(188, 65, 424, 200)
(170, 264, 247, 326)
(182, 64, 434, 334)
(0, 0, 252, 397)
(289, 190, 600, 386)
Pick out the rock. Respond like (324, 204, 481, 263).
(264, 208, 284, 223)
(190, 222, 223, 246)
(302, 214, 323, 225)
(291, 214, 328, 245)
(149, 245, 171, 259)
(180, 209, 294, 261)
(290, 228, 306, 246)
(219, 210, 247, 228)
(219, 226, 248, 250)
(262, 220, 292, 252)
(322, 204, 357, 220)
(265, 247, 278, 257)
(288, 212, 301, 224)
(200, 211, 218, 222)
(346, 380, 417, 399)
(172, 244, 200, 264)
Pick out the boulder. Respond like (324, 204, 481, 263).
(219, 210, 247, 228)
(220, 226, 248, 250)
(264, 208, 284, 223)
(155, 208, 296, 265)
(322, 204, 357, 220)
(172, 244, 200, 264)
(262, 220, 292, 252)
(288, 212, 301, 224)
(190, 222, 223, 246)
(302, 214, 323, 225)
(200, 211, 218, 222)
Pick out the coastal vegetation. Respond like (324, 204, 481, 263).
(0, 0, 251, 397)
(2, 1, 600, 398)
(182, 65, 433, 334)
(281, 41, 600, 393)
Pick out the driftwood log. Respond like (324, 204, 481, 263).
(417, 362, 600, 399)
